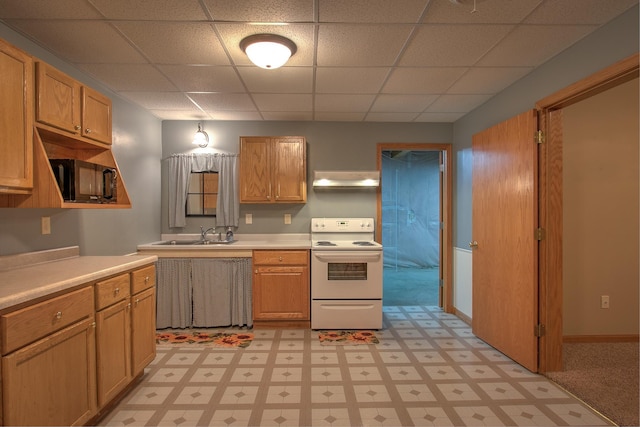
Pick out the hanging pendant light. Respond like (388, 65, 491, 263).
(240, 34, 297, 69)
(192, 123, 209, 148)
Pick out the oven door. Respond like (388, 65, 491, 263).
(311, 250, 383, 299)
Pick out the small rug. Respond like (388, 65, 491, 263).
(156, 331, 254, 348)
(318, 330, 379, 345)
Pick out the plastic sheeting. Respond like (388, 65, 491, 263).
(382, 151, 440, 269)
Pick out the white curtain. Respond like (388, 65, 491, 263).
(168, 153, 239, 228)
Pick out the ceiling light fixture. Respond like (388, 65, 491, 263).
(192, 123, 209, 148)
(240, 34, 297, 69)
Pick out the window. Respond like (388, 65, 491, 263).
(186, 171, 218, 216)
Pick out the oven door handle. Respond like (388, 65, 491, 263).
(312, 251, 382, 263)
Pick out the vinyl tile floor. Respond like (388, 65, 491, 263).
(98, 306, 614, 426)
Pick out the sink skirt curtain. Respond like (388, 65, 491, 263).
(168, 153, 240, 229)
(156, 258, 252, 329)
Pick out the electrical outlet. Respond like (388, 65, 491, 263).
(41, 216, 51, 235)
(284, 213, 291, 225)
(601, 295, 610, 309)
(245, 213, 252, 224)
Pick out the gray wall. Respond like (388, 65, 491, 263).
(451, 4, 639, 248)
(161, 121, 451, 236)
(0, 23, 162, 256)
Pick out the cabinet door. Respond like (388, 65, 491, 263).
(273, 137, 306, 202)
(0, 39, 33, 192)
(82, 86, 112, 144)
(35, 61, 81, 134)
(131, 287, 156, 377)
(2, 318, 97, 426)
(96, 299, 131, 407)
(240, 137, 272, 202)
(253, 266, 309, 320)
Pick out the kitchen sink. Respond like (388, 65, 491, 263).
(152, 239, 235, 245)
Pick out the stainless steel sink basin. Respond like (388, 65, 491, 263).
(151, 239, 235, 245)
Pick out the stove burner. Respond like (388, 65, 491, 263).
(315, 240, 337, 246)
(353, 241, 376, 246)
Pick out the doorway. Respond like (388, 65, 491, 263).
(376, 143, 453, 312)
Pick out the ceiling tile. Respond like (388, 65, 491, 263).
(317, 24, 413, 66)
(0, 0, 102, 19)
(399, 24, 514, 67)
(78, 64, 177, 91)
(315, 94, 376, 112)
(477, 25, 596, 67)
(114, 22, 230, 65)
(202, 0, 314, 22)
(319, 0, 429, 23)
(314, 112, 367, 121)
(262, 111, 314, 120)
(189, 93, 257, 111)
(207, 111, 263, 120)
(426, 94, 493, 113)
(524, 0, 639, 25)
(424, 0, 542, 24)
(90, 0, 208, 20)
(3, 21, 146, 63)
(149, 110, 210, 120)
(414, 112, 465, 122)
(370, 94, 438, 112)
(159, 65, 246, 92)
(383, 68, 467, 94)
(447, 67, 533, 94)
(316, 68, 390, 94)
(252, 94, 312, 111)
(120, 92, 197, 110)
(238, 67, 313, 93)
(365, 112, 420, 122)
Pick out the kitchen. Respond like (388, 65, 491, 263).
(0, 1, 638, 425)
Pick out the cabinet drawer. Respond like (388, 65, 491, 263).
(96, 273, 130, 310)
(131, 264, 156, 294)
(253, 250, 308, 265)
(1, 286, 94, 355)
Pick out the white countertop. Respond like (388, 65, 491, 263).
(137, 233, 312, 252)
(0, 247, 157, 311)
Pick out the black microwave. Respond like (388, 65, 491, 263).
(49, 159, 117, 203)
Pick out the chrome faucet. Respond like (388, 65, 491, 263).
(200, 226, 215, 241)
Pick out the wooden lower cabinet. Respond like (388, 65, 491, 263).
(252, 250, 310, 328)
(2, 318, 97, 426)
(0, 262, 157, 425)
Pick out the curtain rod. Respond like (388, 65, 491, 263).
(162, 152, 238, 161)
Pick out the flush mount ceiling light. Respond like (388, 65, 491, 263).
(192, 122, 209, 148)
(240, 34, 297, 69)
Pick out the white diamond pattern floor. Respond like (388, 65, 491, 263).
(98, 306, 613, 426)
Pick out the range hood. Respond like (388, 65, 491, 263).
(313, 170, 380, 189)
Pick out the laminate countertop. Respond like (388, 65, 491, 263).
(0, 246, 157, 311)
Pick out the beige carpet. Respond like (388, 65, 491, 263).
(546, 342, 639, 427)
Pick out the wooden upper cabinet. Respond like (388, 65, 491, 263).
(36, 62, 112, 145)
(240, 136, 306, 203)
(0, 39, 33, 194)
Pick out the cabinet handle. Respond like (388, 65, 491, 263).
(279, 257, 283, 261)
(128, 302, 133, 309)
(144, 276, 150, 283)
(468, 241, 479, 249)
(74, 124, 81, 131)
(85, 128, 92, 134)
(55, 311, 62, 320)
(92, 321, 96, 328)
(114, 287, 120, 295)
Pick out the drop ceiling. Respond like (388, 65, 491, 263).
(0, 0, 636, 122)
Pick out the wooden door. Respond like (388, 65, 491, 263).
(96, 299, 131, 406)
(131, 287, 157, 376)
(35, 62, 81, 134)
(0, 39, 33, 192)
(82, 86, 112, 145)
(273, 137, 306, 202)
(240, 137, 271, 202)
(471, 110, 539, 372)
(253, 266, 309, 320)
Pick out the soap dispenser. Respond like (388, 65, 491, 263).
(225, 226, 234, 242)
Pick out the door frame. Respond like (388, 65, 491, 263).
(376, 143, 453, 313)
(536, 53, 639, 372)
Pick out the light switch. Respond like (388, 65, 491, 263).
(284, 213, 291, 225)
(245, 213, 252, 224)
